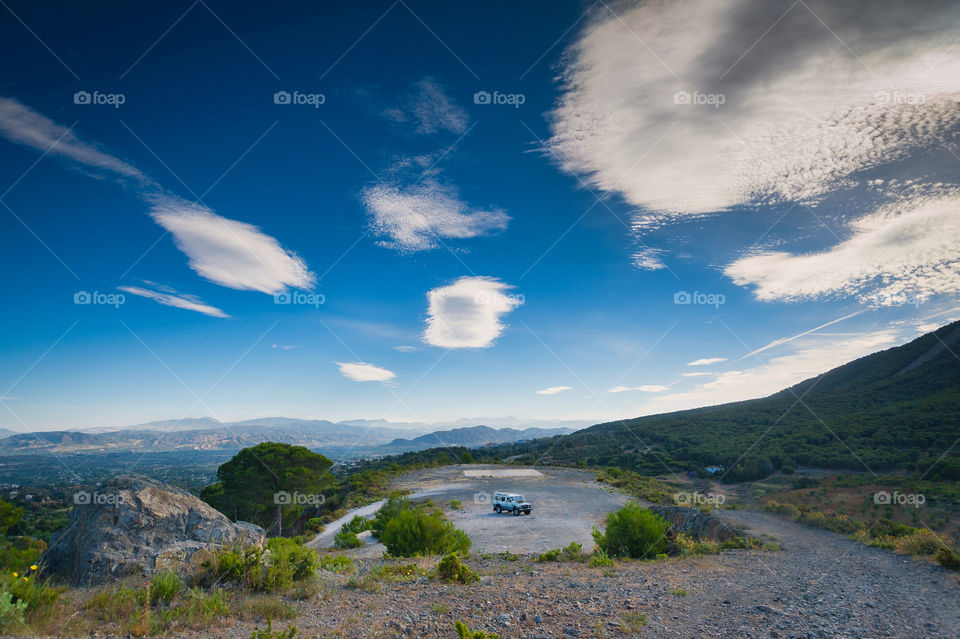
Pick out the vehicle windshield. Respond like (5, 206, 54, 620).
(516, 495, 524, 502)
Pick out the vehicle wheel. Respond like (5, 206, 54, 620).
(495, 505, 501, 513)
(512, 507, 520, 516)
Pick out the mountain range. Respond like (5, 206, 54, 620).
(0, 418, 577, 457)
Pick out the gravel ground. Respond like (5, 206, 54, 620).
(266, 466, 960, 639)
(312, 466, 629, 556)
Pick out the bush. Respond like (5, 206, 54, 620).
(197, 539, 318, 592)
(0, 537, 45, 573)
(455, 619, 499, 639)
(589, 549, 615, 567)
(0, 591, 27, 633)
(370, 493, 412, 538)
(318, 555, 353, 573)
(448, 499, 462, 510)
(341, 515, 369, 534)
(380, 508, 471, 557)
(149, 572, 184, 605)
(592, 502, 669, 559)
(536, 542, 584, 563)
(781, 466, 796, 475)
(436, 553, 479, 584)
(305, 518, 323, 534)
(333, 530, 363, 549)
(935, 546, 960, 570)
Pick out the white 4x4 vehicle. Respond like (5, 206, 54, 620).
(492, 492, 532, 515)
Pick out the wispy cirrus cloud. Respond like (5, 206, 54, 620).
(363, 181, 509, 252)
(0, 99, 315, 299)
(149, 196, 315, 295)
(0, 97, 144, 180)
(537, 385, 573, 395)
(687, 357, 726, 366)
(336, 361, 396, 383)
(609, 384, 670, 393)
(119, 283, 228, 318)
(423, 276, 523, 349)
(382, 77, 469, 136)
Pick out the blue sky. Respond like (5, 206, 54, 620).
(1, 0, 959, 430)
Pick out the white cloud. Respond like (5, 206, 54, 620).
(632, 248, 667, 271)
(0, 97, 144, 180)
(609, 384, 670, 393)
(549, 1, 960, 219)
(687, 357, 726, 366)
(537, 386, 573, 395)
(423, 276, 523, 348)
(272, 344, 298, 350)
(382, 78, 469, 136)
(651, 329, 899, 411)
(726, 195, 960, 304)
(119, 284, 228, 318)
(548, 1, 960, 300)
(363, 181, 509, 251)
(149, 197, 315, 295)
(682, 372, 713, 377)
(393, 345, 417, 353)
(336, 361, 396, 382)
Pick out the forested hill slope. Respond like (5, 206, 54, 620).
(507, 321, 960, 481)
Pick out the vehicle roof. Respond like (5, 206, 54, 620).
(494, 492, 524, 497)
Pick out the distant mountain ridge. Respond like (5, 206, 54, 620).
(0, 418, 580, 457)
(380, 425, 574, 453)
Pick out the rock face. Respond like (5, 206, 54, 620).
(42, 475, 264, 585)
(647, 505, 742, 542)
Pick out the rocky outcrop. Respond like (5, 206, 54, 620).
(647, 505, 743, 542)
(42, 475, 264, 585)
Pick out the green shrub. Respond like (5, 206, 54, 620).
(448, 499, 462, 510)
(781, 466, 796, 475)
(1, 569, 60, 626)
(592, 502, 669, 559)
(0, 537, 46, 572)
(436, 553, 479, 584)
(305, 518, 323, 533)
(198, 539, 318, 592)
(589, 549, 615, 567)
(318, 555, 353, 573)
(370, 493, 412, 538)
(0, 591, 27, 633)
(149, 572, 184, 605)
(333, 530, 363, 549)
(936, 546, 960, 570)
(341, 515, 369, 534)
(454, 619, 499, 639)
(536, 542, 584, 562)
(380, 508, 471, 557)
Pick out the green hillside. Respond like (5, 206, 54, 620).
(504, 321, 960, 481)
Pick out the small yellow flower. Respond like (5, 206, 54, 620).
(12, 572, 17, 578)
(22, 577, 28, 582)
(30, 565, 37, 571)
